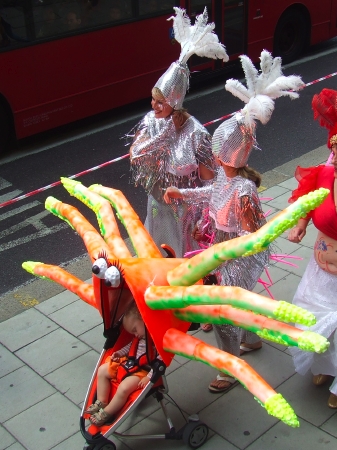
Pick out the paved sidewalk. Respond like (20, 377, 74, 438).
(1, 147, 337, 450)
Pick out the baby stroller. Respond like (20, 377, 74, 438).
(80, 273, 209, 450)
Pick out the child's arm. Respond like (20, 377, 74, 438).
(111, 341, 132, 361)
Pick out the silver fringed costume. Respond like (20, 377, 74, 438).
(130, 111, 214, 257)
(128, 7, 228, 258)
(181, 166, 270, 356)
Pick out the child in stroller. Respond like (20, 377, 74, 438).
(85, 302, 160, 426)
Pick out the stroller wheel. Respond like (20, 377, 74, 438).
(182, 421, 208, 448)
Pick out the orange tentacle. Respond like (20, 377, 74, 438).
(163, 328, 275, 403)
(46, 197, 114, 262)
(22, 261, 96, 308)
(60, 178, 131, 258)
(89, 184, 163, 258)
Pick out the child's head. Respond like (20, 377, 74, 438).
(123, 302, 145, 339)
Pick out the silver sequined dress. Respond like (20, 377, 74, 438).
(130, 111, 214, 258)
(181, 167, 270, 356)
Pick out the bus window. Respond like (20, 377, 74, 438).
(224, 0, 245, 56)
(0, 1, 29, 48)
(189, 0, 212, 17)
(34, 3, 64, 38)
(139, 0, 176, 17)
(105, 1, 133, 23)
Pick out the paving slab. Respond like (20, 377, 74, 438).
(262, 272, 302, 302)
(6, 442, 26, 450)
(245, 418, 337, 450)
(45, 350, 99, 405)
(35, 290, 79, 315)
(0, 308, 59, 352)
(0, 424, 16, 449)
(0, 344, 24, 379)
(4, 393, 80, 450)
(165, 360, 220, 415)
(259, 185, 290, 203)
(15, 328, 90, 377)
(198, 384, 278, 449)
(264, 191, 292, 210)
(239, 343, 295, 389)
(277, 371, 337, 427)
(0, 365, 56, 423)
(321, 412, 337, 438)
(48, 299, 102, 336)
(78, 324, 105, 353)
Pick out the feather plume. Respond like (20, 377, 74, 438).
(168, 7, 191, 46)
(243, 95, 275, 125)
(226, 50, 303, 125)
(256, 52, 282, 93)
(168, 7, 228, 64)
(259, 50, 273, 76)
(263, 76, 304, 99)
(225, 79, 250, 104)
(312, 88, 337, 130)
(239, 55, 258, 95)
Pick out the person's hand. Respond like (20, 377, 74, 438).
(288, 225, 306, 243)
(163, 186, 183, 204)
(138, 376, 150, 389)
(111, 352, 121, 362)
(191, 224, 203, 242)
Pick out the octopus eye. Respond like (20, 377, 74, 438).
(92, 257, 108, 279)
(105, 266, 121, 287)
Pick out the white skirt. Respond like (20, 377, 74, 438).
(289, 255, 337, 394)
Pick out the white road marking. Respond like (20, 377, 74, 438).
(0, 190, 23, 203)
(0, 223, 67, 252)
(0, 201, 41, 220)
(0, 210, 51, 238)
(0, 177, 12, 190)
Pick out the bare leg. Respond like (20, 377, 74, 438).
(104, 375, 140, 416)
(96, 363, 112, 404)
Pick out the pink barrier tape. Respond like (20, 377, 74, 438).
(0, 154, 129, 209)
(2, 70, 337, 210)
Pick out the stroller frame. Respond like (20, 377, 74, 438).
(80, 340, 209, 450)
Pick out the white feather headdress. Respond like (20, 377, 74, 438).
(225, 50, 304, 125)
(154, 7, 228, 109)
(170, 7, 229, 64)
(212, 50, 304, 167)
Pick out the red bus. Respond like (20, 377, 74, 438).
(1, 0, 337, 153)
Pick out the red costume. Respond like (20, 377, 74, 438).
(289, 165, 337, 240)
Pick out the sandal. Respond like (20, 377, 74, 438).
(240, 342, 262, 355)
(208, 375, 238, 393)
(89, 408, 115, 426)
(201, 323, 213, 332)
(84, 400, 107, 415)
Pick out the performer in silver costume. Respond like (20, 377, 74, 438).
(129, 7, 228, 258)
(164, 50, 304, 392)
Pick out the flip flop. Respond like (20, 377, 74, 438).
(201, 323, 213, 332)
(208, 375, 238, 393)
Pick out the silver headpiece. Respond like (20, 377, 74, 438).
(154, 7, 228, 109)
(155, 61, 190, 110)
(212, 50, 304, 167)
(212, 112, 256, 168)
